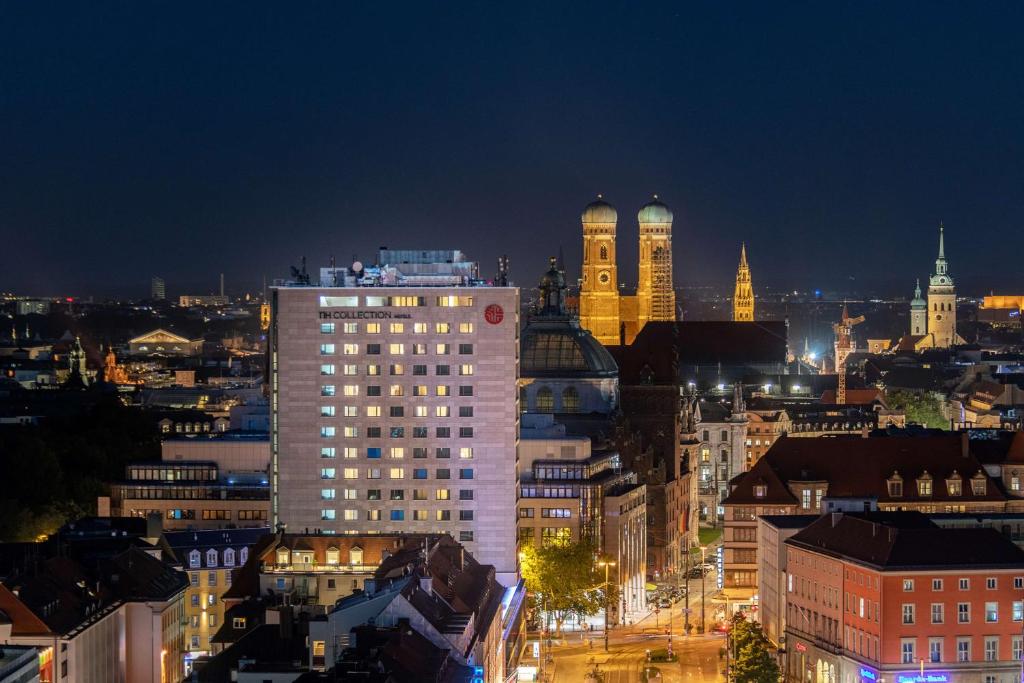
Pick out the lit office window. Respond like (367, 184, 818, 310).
(320, 343, 335, 355)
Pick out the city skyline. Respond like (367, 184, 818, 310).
(4, 3, 1024, 296)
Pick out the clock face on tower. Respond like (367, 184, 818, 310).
(598, 270, 611, 285)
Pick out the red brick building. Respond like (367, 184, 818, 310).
(785, 511, 1024, 683)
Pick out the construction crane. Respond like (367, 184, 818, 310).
(833, 304, 865, 404)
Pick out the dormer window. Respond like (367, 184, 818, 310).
(753, 484, 767, 499)
(224, 548, 235, 567)
(917, 471, 933, 497)
(240, 547, 249, 565)
(206, 548, 218, 567)
(946, 472, 962, 497)
(972, 472, 987, 496)
(887, 472, 903, 498)
(325, 547, 340, 565)
(189, 549, 201, 569)
(276, 548, 290, 566)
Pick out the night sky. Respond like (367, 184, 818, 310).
(3, 3, 1023, 298)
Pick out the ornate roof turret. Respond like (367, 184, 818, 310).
(929, 222, 953, 287)
(581, 195, 617, 224)
(637, 195, 673, 224)
(911, 279, 926, 310)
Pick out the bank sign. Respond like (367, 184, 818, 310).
(894, 674, 949, 683)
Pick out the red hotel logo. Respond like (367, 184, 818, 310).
(484, 304, 504, 325)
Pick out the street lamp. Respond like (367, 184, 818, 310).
(700, 546, 707, 633)
(597, 559, 617, 652)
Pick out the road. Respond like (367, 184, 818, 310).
(537, 566, 729, 682)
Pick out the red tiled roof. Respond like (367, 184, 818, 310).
(0, 584, 52, 636)
(819, 388, 883, 405)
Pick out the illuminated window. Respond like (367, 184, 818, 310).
(414, 405, 428, 417)
(389, 343, 404, 354)
(320, 426, 335, 438)
(320, 343, 335, 355)
(436, 344, 450, 355)
(389, 385, 404, 397)
(343, 364, 357, 375)
(321, 406, 336, 417)
(343, 405, 357, 417)
(366, 323, 381, 334)
(536, 387, 554, 412)
(390, 323, 404, 333)
(325, 548, 340, 565)
(390, 447, 405, 459)
(436, 406, 450, 417)
(436, 296, 472, 307)
(436, 489, 450, 500)
(390, 364, 404, 375)
(319, 296, 357, 307)
(343, 468, 358, 479)
(320, 364, 335, 376)
(342, 322, 358, 333)
(343, 426, 357, 437)
(436, 385, 450, 396)
(321, 323, 335, 334)
(413, 323, 427, 334)
(321, 509, 336, 521)
(367, 510, 381, 521)
(459, 323, 474, 333)
(459, 364, 474, 376)
(343, 509, 358, 521)
(562, 387, 579, 413)
(343, 385, 359, 396)
(321, 488, 336, 500)
(320, 468, 336, 479)
(343, 488, 357, 499)
(366, 364, 380, 376)
(366, 405, 381, 417)
(460, 447, 473, 459)
(436, 322, 451, 333)
(412, 343, 427, 355)
(390, 468, 405, 479)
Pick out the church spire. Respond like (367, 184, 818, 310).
(934, 222, 948, 277)
(739, 242, 748, 267)
(733, 243, 755, 321)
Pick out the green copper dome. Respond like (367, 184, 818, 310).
(581, 196, 617, 224)
(637, 196, 673, 224)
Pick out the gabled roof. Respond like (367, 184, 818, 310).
(819, 388, 884, 405)
(725, 433, 1007, 506)
(0, 584, 53, 636)
(129, 328, 195, 344)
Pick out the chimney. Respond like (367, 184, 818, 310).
(961, 431, 970, 458)
(831, 512, 843, 527)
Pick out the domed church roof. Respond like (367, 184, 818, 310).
(581, 195, 617, 224)
(637, 195, 673, 224)
(521, 257, 618, 379)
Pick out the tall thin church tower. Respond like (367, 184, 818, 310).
(578, 196, 621, 345)
(927, 222, 957, 348)
(733, 243, 755, 321)
(636, 196, 676, 325)
(910, 279, 927, 336)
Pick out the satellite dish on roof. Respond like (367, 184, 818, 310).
(352, 261, 363, 273)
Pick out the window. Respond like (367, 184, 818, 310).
(367, 447, 382, 459)
(901, 639, 915, 664)
(1014, 600, 1023, 622)
(958, 602, 970, 623)
(390, 364, 404, 376)
(753, 484, 767, 498)
(435, 322, 451, 333)
(343, 468, 358, 479)
(887, 476, 903, 497)
(931, 603, 943, 624)
(903, 579, 914, 592)
(321, 509, 336, 520)
(233, 617, 247, 629)
(189, 549, 201, 568)
(972, 476, 987, 495)
(436, 385, 450, 396)
(320, 343, 335, 355)
(412, 343, 427, 355)
(562, 387, 580, 413)
(390, 510, 404, 521)
(389, 467, 405, 479)
(987, 577, 997, 589)
(413, 364, 427, 376)
(459, 364, 474, 376)
(321, 384, 336, 396)
(389, 343, 404, 354)
(366, 323, 381, 334)
(413, 468, 427, 479)
(367, 509, 381, 520)
(986, 601, 998, 622)
(390, 490, 404, 501)
(320, 323, 335, 334)
(321, 468, 336, 479)
(1013, 635, 1023, 661)
(436, 363, 450, 374)
(320, 426, 336, 438)
(985, 636, 998, 661)
(902, 603, 915, 624)
(367, 343, 381, 355)
(519, 507, 534, 517)
(957, 638, 970, 662)
(321, 488, 336, 500)
(917, 474, 932, 496)
(929, 637, 942, 663)
(459, 427, 473, 437)
(459, 468, 474, 480)
(458, 343, 473, 355)
(436, 489, 450, 500)
(436, 447, 451, 459)
(459, 385, 473, 396)
(960, 578, 970, 590)
(436, 345, 450, 356)
(459, 530, 474, 542)
(459, 447, 473, 459)
(459, 406, 473, 417)
(413, 385, 428, 396)
(801, 489, 811, 509)
(343, 322, 358, 333)
(343, 385, 359, 396)
(208, 571, 217, 586)
(459, 322, 474, 333)
(190, 572, 199, 586)
(459, 489, 474, 500)
(389, 385, 404, 397)
(436, 427, 450, 437)
(932, 578, 943, 591)
(947, 476, 962, 496)
(436, 406, 450, 417)
(437, 469, 451, 479)
(1016, 577, 1024, 589)
(413, 322, 427, 334)
(320, 364, 335, 375)
(459, 510, 474, 521)
(537, 387, 554, 412)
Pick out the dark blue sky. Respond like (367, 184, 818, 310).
(3, 2, 1023, 298)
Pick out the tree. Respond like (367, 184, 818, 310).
(729, 613, 780, 683)
(519, 540, 607, 634)
(886, 389, 948, 429)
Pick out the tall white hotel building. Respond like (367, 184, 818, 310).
(270, 251, 519, 583)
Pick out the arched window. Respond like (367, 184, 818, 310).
(325, 547, 340, 565)
(536, 387, 554, 412)
(276, 548, 290, 566)
(223, 548, 235, 567)
(239, 547, 249, 565)
(349, 546, 364, 566)
(206, 548, 218, 567)
(188, 549, 201, 569)
(599, 244, 608, 261)
(562, 387, 580, 413)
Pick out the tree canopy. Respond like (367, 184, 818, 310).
(729, 613, 781, 683)
(519, 540, 613, 633)
(886, 389, 948, 429)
